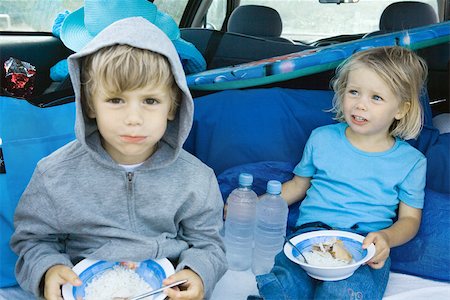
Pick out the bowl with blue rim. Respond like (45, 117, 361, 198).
(62, 258, 174, 300)
(284, 230, 376, 281)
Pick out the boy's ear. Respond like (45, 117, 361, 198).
(395, 101, 411, 120)
(86, 107, 96, 119)
(167, 103, 178, 121)
(81, 97, 96, 118)
(167, 110, 176, 121)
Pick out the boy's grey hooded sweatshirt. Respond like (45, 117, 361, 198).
(11, 17, 226, 298)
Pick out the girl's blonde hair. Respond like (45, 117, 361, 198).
(330, 46, 428, 140)
(81, 44, 181, 117)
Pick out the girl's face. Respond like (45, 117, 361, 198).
(342, 64, 409, 146)
(88, 84, 176, 165)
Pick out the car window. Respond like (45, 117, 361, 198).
(0, 0, 83, 32)
(206, 0, 228, 30)
(0, 0, 188, 32)
(153, 0, 190, 24)
(239, 0, 439, 42)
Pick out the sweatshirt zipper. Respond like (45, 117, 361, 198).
(127, 172, 138, 232)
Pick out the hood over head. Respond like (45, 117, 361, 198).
(67, 17, 193, 168)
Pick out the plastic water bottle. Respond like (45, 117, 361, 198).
(252, 180, 288, 275)
(224, 173, 258, 271)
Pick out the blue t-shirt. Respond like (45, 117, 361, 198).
(294, 123, 426, 233)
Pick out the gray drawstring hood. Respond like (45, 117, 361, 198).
(68, 17, 193, 169)
(11, 17, 226, 299)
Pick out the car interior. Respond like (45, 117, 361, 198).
(0, 1, 448, 115)
(1, 1, 449, 298)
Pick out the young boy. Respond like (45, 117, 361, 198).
(11, 17, 226, 300)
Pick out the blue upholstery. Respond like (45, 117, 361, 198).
(390, 188, 450, 281)
(425, 133, 450, 193)
(0, 97, 76, 287)
(184, 88, 336, 174)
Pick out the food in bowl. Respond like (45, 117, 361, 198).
(284, 230, 375, 281)
(84, 264, 152, 300)
(303, 237, 353, 267)
(62, 258, 174, 300)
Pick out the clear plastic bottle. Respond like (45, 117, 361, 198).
(252, 180, 288, 275)
(224, 173, 258, 271)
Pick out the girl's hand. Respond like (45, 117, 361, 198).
(44, 264, 81, 300)
(163, 268, 204, 300)
(362, 231, 390, 269)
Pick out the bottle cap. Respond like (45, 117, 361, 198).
(239, 173, 253, 187)
(266, 180, 281, 194)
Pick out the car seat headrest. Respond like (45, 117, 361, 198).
(227, 5, 283, 38)
(380, 1, 438, 31)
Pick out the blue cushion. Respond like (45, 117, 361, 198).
(424, 133, 450, 194)
(0, 97, 75, 287)
(390, 188, 450, 281)
(184, 88, 336, 175)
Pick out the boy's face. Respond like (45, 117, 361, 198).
(88, 84, 176, 164)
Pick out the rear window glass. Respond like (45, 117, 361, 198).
(239, 0, 439, 42)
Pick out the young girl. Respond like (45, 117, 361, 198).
(254, 46, 428, 299)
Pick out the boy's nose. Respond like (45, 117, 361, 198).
(124, 106, 143, 125)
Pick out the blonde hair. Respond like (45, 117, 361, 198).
(330, 46, 428, 140)
(81, 44, 180, 117)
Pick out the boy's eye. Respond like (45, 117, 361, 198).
(144, 98, 158, 105)
(107, 98, 123, 104)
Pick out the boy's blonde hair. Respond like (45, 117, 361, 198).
(81, 44, 181, 117)
(330, 46, 428, 140)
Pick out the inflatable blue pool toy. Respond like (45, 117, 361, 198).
(186, 22, 450, 91)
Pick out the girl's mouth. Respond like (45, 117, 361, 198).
(351, 115, 368, 125)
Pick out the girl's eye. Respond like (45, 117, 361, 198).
(372, 95, 383, 101)
(107, 98, 123, 104)
(144, 98, 158, 105)
(348, 89, 358, 96)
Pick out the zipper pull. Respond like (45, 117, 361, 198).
(127, 172, 134, 182)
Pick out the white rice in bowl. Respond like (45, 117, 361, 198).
(302, 238, 354, 267)
(84, 265, 152, 300)
(303, 250, 354, 267)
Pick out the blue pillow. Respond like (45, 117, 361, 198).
(0, 97, 76, 287)
(390, 188, 450, 281)
(185, 88, 336, 175)
(425, 133, 450, 194)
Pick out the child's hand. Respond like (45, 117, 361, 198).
(163, 268, 204, 300)
(44, 264, 81, 300)
(362, 231, 390, 269)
